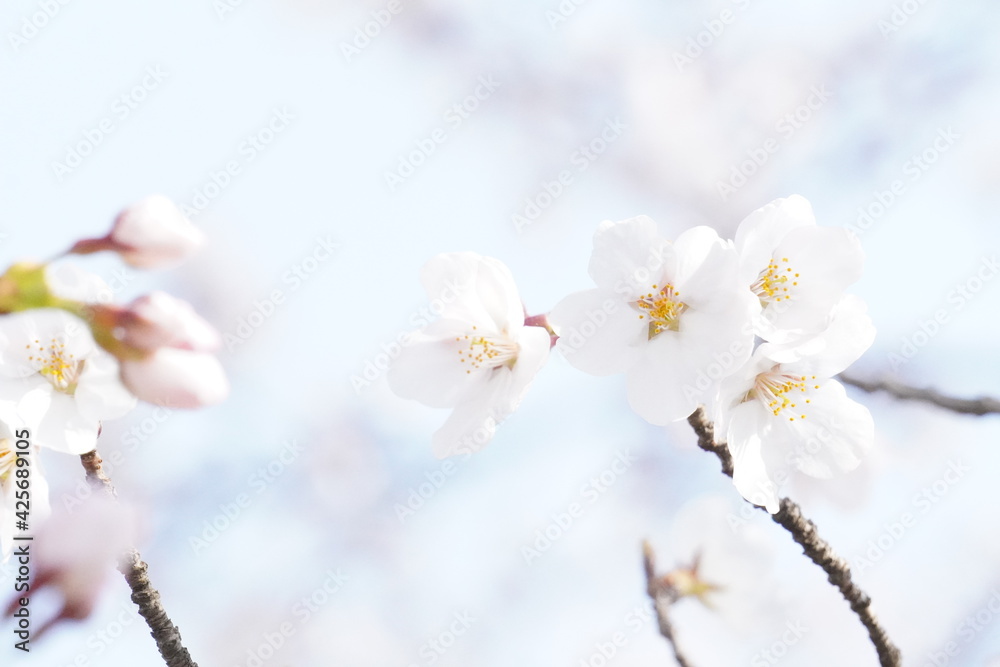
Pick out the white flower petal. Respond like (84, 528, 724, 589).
(36, 394, 100, 454)
(550, 289, 645, 376)
(727, 402, 781, 513)
(626, 334, 702, 425)
(588, 217, 674, 298)
(75, 353, 138, 421)
(761, 295, 876, 377)
(387, 320, 493, 409)
(764, 380, 873, 478)
(735, 195, 815, 286)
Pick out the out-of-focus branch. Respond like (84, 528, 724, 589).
(686, 408, 901, 667)
(642, 542, 694, 667)
(839, 373, 1000, 416)
(80, 450, 200, 667)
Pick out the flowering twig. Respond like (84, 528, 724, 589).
(839, 373, 1000, 416)
(642, 542, 694, 667)
(80, 450, 200, 667)
(686, 408, 901, 667)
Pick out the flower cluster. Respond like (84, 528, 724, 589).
(390, 196, 873, 512)
(0, 195, 227, 560)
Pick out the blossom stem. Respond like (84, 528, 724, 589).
(642, 542, 694, 667)
(839, 373, 1000, 416)
(686, 408, 901, 667)
(80, 450, 200, 667)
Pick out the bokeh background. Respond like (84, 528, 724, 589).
(2, 0, 1000, 665)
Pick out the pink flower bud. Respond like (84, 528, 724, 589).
(120, 292, 221, 352)
(120, 348, 229, 408)
(108, 195, 204, 269)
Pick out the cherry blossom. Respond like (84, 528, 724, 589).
(550, 217, 756, 425)
(100, 292, 228, 409)
(388, 253, 550, 458)
(735, 195, 864, 343)
(0, 309, 135, 454)
(70, 195, 204, 269)
(716, 296, 876, 512)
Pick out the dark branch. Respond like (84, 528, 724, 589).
(642, 542, 694, 667)
(80, 450, 200, 667)
(686, 408, 901, 667)
(839, 373, 1000, 416)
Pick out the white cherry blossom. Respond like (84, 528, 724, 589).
(550, 217, 756, 425)
(735, 195, 864, 343)
(388, 253, 550, 458)
(717, 296, 876, 512)
(0, 310, 135, 454)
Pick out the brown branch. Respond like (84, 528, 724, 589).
(839, 373, 1000, 416)
(642, 542, 694, 667)
(687, 408, 901, 667)
(80, 450, 200, 667)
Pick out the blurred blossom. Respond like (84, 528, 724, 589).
(26, 496, 139, 637)
(660, 495, 786, 636)
(0, 309, 135, 455)
(388, 252, 550, 458)
(70, 195, 204, 270)
(119, 348, 229, 409)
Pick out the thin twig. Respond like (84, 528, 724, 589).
(839, 373, 1000, 416)
(686, 408, 901, 667)
(642, 542, 694, 667)
(80, 450, 200, 667)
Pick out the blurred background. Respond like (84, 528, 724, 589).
(2, 0, 1000, 664)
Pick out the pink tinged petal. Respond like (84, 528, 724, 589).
(121, 292, 221, 351)
(386, 321, 494, 409)
(758, 226, 864, 338)
(735, 195, 816, 285)
(550, 289, 646, 376)
(727, 402, 781, 514)
(764, 380, 873, 478)
(120, 349, 229, 408)
(110, 195, 205, 269)
(588, 217, 675, 298)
